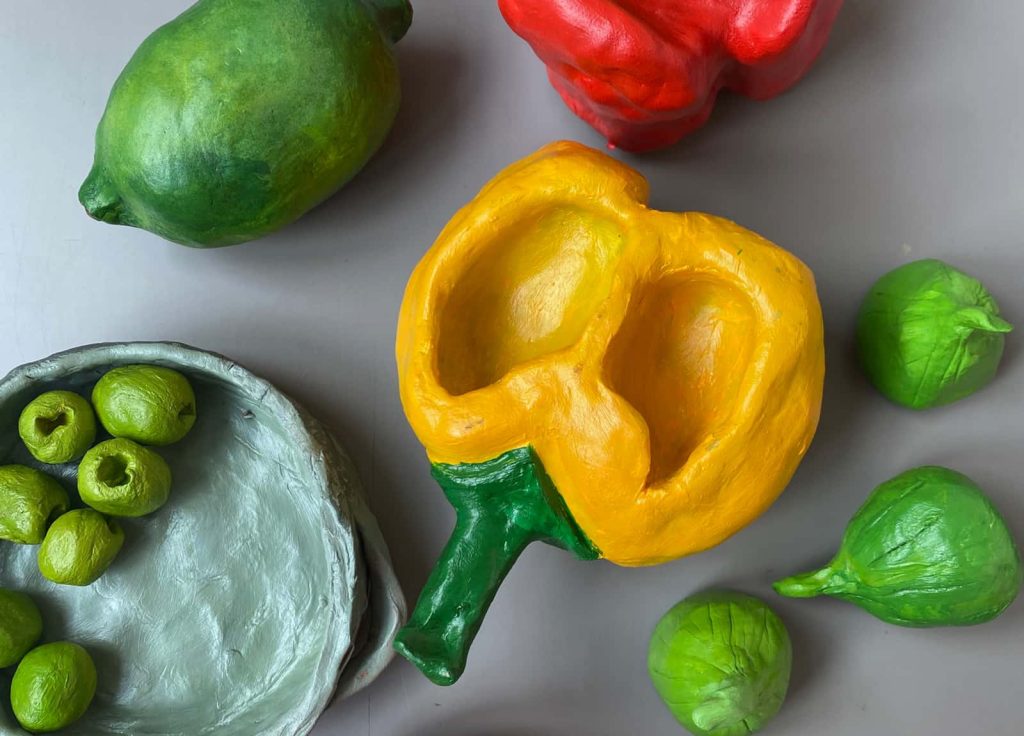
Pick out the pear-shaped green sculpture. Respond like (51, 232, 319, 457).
(775, 466, 1022, 627)
(79, 0, 412, 247)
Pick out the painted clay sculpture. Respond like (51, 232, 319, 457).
(0, 466, 69, 544)
(38, 509, 125, 587)
(11, 642, 97, 733)
(92, 365, 197, 445)
(857, 259, 1012, 409)
(498, 0, 844, 152)
(775, 466, 1022, 626)
(0, 343, 405, 735)
(649, 591, 792, 736)
(0, 590, 43, 669)
(394, 141, 825, 684)
(18, 391, 96, 464)
(79, 0, 413, 247)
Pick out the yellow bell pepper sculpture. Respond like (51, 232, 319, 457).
(394, 141, 825, 685)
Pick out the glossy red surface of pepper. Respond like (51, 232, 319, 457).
(498, 0, 844, 152)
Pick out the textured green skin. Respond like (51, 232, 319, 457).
(78, 0, 412, 247)
(38, 510, 125, 587)
(775, 466, 1022, 626)
(394, 447, 598, 686)
(78, 439, 172, 517)
(0, 590, 43, 669)
(18, 391, 97, 464)
(649, 591, 792, 736)
(92, 365, 196, 446)
(0, 466, 69, 544)
(11, 642, 97, 733)
(857, 259, 1013, 409)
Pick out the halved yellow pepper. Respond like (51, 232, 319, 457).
(395, 141, 825, 684)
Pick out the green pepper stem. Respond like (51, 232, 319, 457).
(394, 447, 597, 686)
(773, 566, 841, 598)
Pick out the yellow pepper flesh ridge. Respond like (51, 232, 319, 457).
(397, 141, 825, 566)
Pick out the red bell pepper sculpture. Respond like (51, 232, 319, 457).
(498, 0, 844, 152)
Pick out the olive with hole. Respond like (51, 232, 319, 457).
(78, 438, 172, 517)
(18, 391, 97, 464)
(39, 510, 125, 586)
(0, 466, 69, 544)
(92, 365, 197, 446)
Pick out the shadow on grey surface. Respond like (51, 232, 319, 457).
(393, 692, 632, 736)
(778, 605, 835, 703)
(634, 0, 888, 169)
(294, 39, 471, 235)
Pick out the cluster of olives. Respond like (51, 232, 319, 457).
(0, 364, 196, 733)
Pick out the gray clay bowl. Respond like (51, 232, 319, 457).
(0, 343, 405, 736)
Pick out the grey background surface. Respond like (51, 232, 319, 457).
(1, 1, 1022, 734)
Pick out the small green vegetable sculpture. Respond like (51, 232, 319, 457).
(648, 591, 792, 736)
(18, 391, 97, 464)
(0, 466, 69, 544)
(858, 259, 1012, 408)
(39, 510, 125, 587)
(775, 466, 1022, 626)
(93, 365, 197, 445)
(0, 590, 43, 669)
(78, 439, 172, 517)
(11, 642, 97, 733)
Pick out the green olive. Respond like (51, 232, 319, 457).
(11, 642, 97, 733)
(18, 391, 97, 464)
(0, 590, 43, 669)
(92, 364, 197, 445)
(39, 510, 125, 586)
(78, 438, 172, 517)
(0, 465, 69, 544)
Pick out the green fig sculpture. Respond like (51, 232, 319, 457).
(775, 466, 1022, 626)
(79, 0, 413, 247)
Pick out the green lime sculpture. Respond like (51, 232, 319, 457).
(39, 510, 125, 587)
(79, 0, 413, 247)
(775, 466, 1022, 626)
(0, 466, 69, 544)
(857, 259, 1012, 409)
(649, 591, 792, 736)
(78, 439, 172, 517)
(18, 391, 97, 464)
(92, 365, 196, 445)
(0, 590, 43, 668)
(11, 642, 97, 733)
